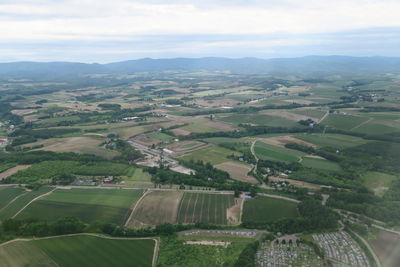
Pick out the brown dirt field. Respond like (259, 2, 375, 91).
(214, 161, 259, 184)
(227, 198, 243, 225)
(261, 110, 318, 122)
(370, 230, 400, 267)
(172, 128, 191, 136)
(268, 176, 320, 190)
(260, 136, 317, 148)
(28, 137, 118, 159)
(303, 155, 325, 160)
(0, 165, 31, 180)
(11, 109, 37, 116)
(127, 190, 184, 227)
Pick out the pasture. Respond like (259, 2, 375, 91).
(0, 235, 156, 267)
(301, 156, 341, 171)
(16, 188, 144, 224)
(177, 192, 236, 225)
(254, 142, 305, 163)
(180, 145, 240, 165)
(124, 167, 152, 185)
(127, 190, 184, 227)
(242, 196, 299, 224)
(295, 133, 368, 148)
(362, 171, 396, 196)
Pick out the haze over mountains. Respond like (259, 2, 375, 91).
(1, 56, 400, 81)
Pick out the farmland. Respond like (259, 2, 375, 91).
(219, 113, 297, 127)
(0, 186, 26, 210)
(177, 192, 236, 225)
(0, 234, 156, 267)
(295, 133, 368, 148)
(26, 136, 119, 159)
(127, 190, 184, 227)
(0, 186, 54, 220)
(254, 141, 305, 163)
(321, 114, 369, 130)
(16, 188, 144, 224)
(242, 196, 299, 224)
(1, 59, 400, 266)
(215, 161, 258, 183)
(180, 145, 240, 165)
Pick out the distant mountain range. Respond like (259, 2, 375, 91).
(1, 56, 400, 80)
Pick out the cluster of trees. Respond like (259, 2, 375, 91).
(234, 241, 260, 267)
(146, 161, 257, 192)
(112, 139, 143, 163)
(10, 127, 81, 139)
(327, 189, 400, 224)
(98, 103, 121, 110)
(284, 143, 316, 154)
(243, 199, 339, 234)
(1, 217, 85, 238)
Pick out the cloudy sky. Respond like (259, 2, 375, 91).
(0, 0, 399, 62)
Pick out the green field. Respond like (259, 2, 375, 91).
(254, 142, 305, 163)
(322, 114, 369, 130)
(295, 133, 368, 148)
(301, 157, 341, 171)
(362, 171, 397, 197)
(291, 108, 327, 119)
(219, 113, 296, 127)
(0, 186, 54, 220)
(181, 145, 240, 165)
(0, 186, 26, 210)
(125, 167, 152, 185)
(177, 192, 235, 225)
(0, 235, 155, 267)
(16, 188, 144, 224)
(149, 132, 174, 142)
(242, 196, 299, 224)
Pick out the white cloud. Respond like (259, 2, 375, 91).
(0, 0, 399, 61)
(0, 0, 399, 40)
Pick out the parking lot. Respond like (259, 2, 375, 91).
(313, 231, 370, 267)
(256, 241, 324, 267)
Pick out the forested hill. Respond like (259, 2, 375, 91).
(1, 56, 400, 80)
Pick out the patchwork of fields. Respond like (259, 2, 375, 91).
(128, 190, 238, 227)
(0, 234, 156, 267)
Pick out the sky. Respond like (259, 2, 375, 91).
(0, 0, 399, 62)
